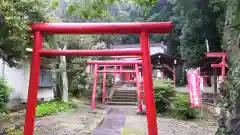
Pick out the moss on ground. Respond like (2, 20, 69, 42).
(121, 127, 145, 135)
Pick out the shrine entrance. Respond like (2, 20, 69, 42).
(24, 22, 172, 135)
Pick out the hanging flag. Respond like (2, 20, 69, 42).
(186, 69, 201, 108)
(200, 77, 204, 92)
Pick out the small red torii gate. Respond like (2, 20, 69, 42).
(87, 60, 143, 113)
(24, 22, 172, 135)
(205, 52, 228, 81)
(111, 56, 141, 82)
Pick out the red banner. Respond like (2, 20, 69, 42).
(186, 69, 200, 108)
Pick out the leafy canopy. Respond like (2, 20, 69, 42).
(0, 0, 51, 66)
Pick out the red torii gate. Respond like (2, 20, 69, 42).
(111, 56, 141, 82)
(24, 22, 172, 135)
(205, 52, 228, 81)
(87, 60, 143, 113)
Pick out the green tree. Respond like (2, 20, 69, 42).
(50, 0, 113, 98)
(0, 0, 52, 66)
(169, 0, 223, 66)
(66, 0, 118, 19)
(216, 0, 240, 134)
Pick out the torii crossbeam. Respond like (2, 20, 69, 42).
(205, 52, 227, 81)
(24, 22, 172, 135)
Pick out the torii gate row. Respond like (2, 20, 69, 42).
(24, 22, 172, 135)
(87, 60, 143, 113)
(88, 60, 142, 82)
(110, 56, 142, 83)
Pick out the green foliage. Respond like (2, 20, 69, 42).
(0, 79, 12, 114)
(153, 79, 175, 113)
(88, 73, 114, 100)
(169, 93, 199, 120)
(66, 0, 118, 19)
(6, 129, 24, 135)
(65, 36, 107, 97)
(215, 0, 240, 134)
(132, 0, 158, 7)
(36, 101, 76, 117)
(153, 80, 199, 119)
(176, 0, 222, 66)
(0, 0, 52, 66)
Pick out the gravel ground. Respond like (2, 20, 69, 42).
(1, 103, 216, 135)
(156, 117, 216, 135)
(122, 106, 217, 135)
(34, 100, 107, 135)
(0, 100, 107, 135)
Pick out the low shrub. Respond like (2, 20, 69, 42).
(0, 79, 12, 114)
(36, 101, 76, 117)
(169, 93, 199, 120)
(153, 79, 175, 114)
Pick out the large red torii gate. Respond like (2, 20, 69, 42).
(24, 22, 172, 135)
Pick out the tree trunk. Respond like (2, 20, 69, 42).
(216, 1, 240, 134)
(52, 69, 57, 99)
(59, 46, 68, 102)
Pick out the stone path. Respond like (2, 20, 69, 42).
(90, 108, 126, 135)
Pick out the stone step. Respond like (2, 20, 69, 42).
(114, 93, 137, 95)
(111, 98, 137, 102)
(114, 90, 137, 93)
(113, 94, 137, 97)
(114, 91, 144, 94)
(114, 92, 143, 94)
(111, 96, 137, 99)
(107, 101, 137, 105)
(113, 92, 136, 95)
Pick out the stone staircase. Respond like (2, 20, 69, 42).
(107, 88, 138, 105)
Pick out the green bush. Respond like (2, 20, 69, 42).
(88, 73, 114, 101)
(36, 101, 76, 117)
(0, 79, 12, 114)
(153, 79, 175, 114)
(169, 93, 199, 120)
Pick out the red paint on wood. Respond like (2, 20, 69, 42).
(87, 60, 142, 65)
(98, 70, 135, 73)
(102, 66, 107, 104)
(91, 64, 99, 111)
(23, 32, 42, 135)
(205, 52, 227, 57)
(39, 49, 142, 56)
(140, 32, 158, 135)
(135, 64, 143, 113)
(32, 22, 172, 34)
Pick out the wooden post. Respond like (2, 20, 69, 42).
(173, 60, 177, 89)
(213, 68, 218, 106)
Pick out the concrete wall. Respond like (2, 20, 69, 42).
(0, 58, 54, 106)
(20, 62, 54, 103)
